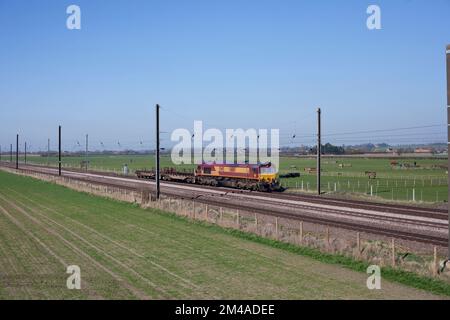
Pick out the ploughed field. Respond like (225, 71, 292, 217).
(0, 170, 445, 299)
(16, 154, 448, 202)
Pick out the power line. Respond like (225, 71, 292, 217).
(322, 124, 445, 137)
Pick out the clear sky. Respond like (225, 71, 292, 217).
(0, 0, 449, 151)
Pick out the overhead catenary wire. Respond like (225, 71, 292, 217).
(322, 124, 445, 137)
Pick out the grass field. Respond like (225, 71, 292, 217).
(0, 170, 447, 300)
(280, 156, 448, 203)
(15, 154, 448, 202)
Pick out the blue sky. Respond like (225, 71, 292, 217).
(0, 0, 449, 151)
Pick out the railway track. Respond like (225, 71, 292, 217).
(171, 179, 448, 220)
(6, 162, 446, 216)
(272, 192, 448, 220)
(1, 162, 448, 247)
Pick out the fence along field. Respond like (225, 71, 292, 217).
(16, 154, 448, 203)
(0, 169, 447, 299)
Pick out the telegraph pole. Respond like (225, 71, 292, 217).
(10, 144, 12, 163)
(24, 142, 27, 164)
(446, 44, 450, 259)
(317, 107, 321, 195)
(155, 104, 160, 200)
(16, 134, 19, 169)
(59, 126, 62, 176)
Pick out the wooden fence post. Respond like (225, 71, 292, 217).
(182, 200, 187, 216)
(219, 207, 223, 223)
(254, 212, 258, 231)
(326, 227, 330, 249)
(299, 221, 303, 244)
(391, 238, 396, 267)
(275, 217, 279, 239)
(433, 246, 438, 276)
(356, 232, 361, 257)
(236, 209, 240, 228)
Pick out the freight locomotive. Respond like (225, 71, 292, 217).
(135, 162, 282, 192)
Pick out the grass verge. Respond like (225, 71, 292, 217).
(151, 208, 450, 297)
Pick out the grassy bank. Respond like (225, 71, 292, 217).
(0, 170, 449, 299)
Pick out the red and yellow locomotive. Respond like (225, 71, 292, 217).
(194, 162, 281, 191)
(136, 162, 282, 192)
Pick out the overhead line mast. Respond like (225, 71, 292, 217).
(15, 134, 18, 169)
(317, 107, 321, 195)
(155, 104, 160, 200)
(85, 134, 88, 171)
(446, 44, 450, 260)
(59, 126, 62, 176)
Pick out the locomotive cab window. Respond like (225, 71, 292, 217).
(203, 167, 211, 174)
(261, 166, 276, 174)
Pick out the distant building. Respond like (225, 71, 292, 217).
(414, 148, 433, 154)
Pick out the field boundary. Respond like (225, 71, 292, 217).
(2, 167, 450, 297)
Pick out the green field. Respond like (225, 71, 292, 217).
(0, 170, 446, 299)
(279, 156, 448, 203)
(14, 154, 449, 202)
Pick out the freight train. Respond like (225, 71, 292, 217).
(135, 162, 282, 192)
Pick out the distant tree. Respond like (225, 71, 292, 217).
(311, 143, 345, 155)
